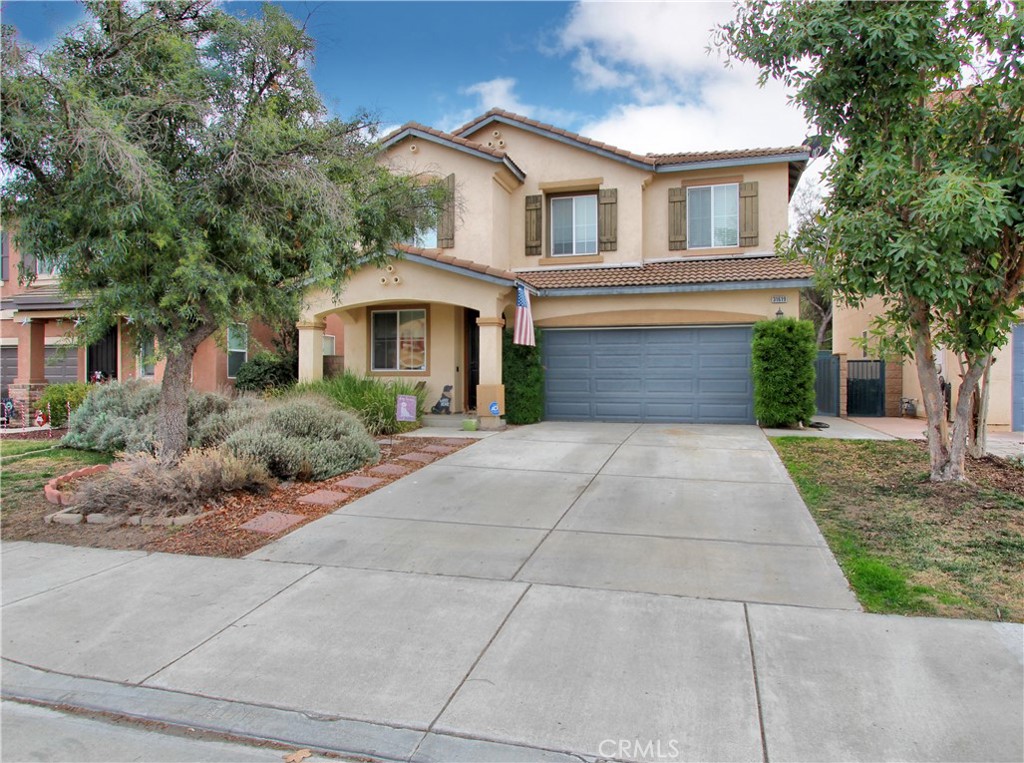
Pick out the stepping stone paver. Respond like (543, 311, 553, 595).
(397, 452, 436, 464)
(422, 445, 456, 454)
(296, 490, 350, 507)
(376, 438, 396, 446)
(334, 475, 384, 490)
(239, 511, 305, 534)
(369, 463, 411, 477)
(442, 438, 468, 446)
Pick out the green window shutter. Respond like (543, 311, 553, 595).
(739, 181, 759, 247)
(598, 188, 617, 252)
(438, 173, 456, 248)
(668, 187, 687, 251)
(525, 194, 542, 256)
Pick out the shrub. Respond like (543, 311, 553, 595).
(63, 380, 231, 453)
(502, 328, 545, 425)
(70, 448, 272, 518)
(191, 395, 268, 447)
(298, 372, 427, 435)
(222, 394, 379, 480)
(752, 318, 817, 428)
(234, 351, 297, 393)
(36, 382, 90, 427)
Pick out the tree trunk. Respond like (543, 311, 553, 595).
(155, 325, 216, 462)
(967, 357, 992, 459)
(157, 349, 195, 462)
(816, 302, 833, 349)
(910, 311, 951, 480)
(939, 357, 990, 480)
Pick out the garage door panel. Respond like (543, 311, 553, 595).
(45, 347, 79, 384)
(544, 326, 753, 424)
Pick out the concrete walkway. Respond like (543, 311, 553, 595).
(2, 422, 1022, 762)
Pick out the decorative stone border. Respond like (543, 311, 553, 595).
(42, 464, 212, 527)
(43, 464, 109, 507)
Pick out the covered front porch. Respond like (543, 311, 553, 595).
(297, 251, 518, 427)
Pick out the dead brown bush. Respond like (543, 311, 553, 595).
(70, 448, 273, 518)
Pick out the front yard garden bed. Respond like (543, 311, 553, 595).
(1, 436, 471, 557)
(771, 437, 1023, 622)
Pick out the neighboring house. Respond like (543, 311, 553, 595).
(0, 229, 346, 412)
(833, 297, 1024, 432)
(296, 109, 812, 427)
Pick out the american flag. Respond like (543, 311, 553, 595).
(513, 283, 535, 347)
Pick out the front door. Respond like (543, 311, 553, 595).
(464, 308, 480, 411)
(87, 326, 119, 381)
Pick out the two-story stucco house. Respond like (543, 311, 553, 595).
(296, 110, 812, 427)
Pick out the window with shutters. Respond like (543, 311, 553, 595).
(551, 194, 598, 256)
(687, 184, 739, 248)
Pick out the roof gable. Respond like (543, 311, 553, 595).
(380, 122, 525, 181)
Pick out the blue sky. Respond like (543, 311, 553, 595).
(1, 1, 811, 157)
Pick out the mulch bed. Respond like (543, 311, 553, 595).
(144, 436, 472, 558)
(0, 427, 64, 441)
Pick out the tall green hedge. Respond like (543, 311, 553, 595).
(752, 318, 817, 427)
(502, 329, 544, 425)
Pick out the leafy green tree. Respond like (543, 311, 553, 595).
(717, 1, 1024, 481)
(1, 1, 442, 459)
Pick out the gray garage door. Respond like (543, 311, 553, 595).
(1013, 324, 1023, 432)
(45, 347, 79, 384)
(543, 326, 755, 424)
(1, 347, 17, 398)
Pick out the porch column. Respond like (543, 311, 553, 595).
(297, 319, 326, 383)
(476, 316, 505, 429)
(10, 317, 47, 416)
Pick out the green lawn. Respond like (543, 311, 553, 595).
(771, 437, 1024, 622)
(1, 447, 114, 516)
(1, 439, 61, 458)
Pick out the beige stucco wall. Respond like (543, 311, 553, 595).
(528, 287, 801, 328)
(834, 297, 1020, 430)
(642, 163, 792, 260)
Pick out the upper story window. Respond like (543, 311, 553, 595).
(34, 257, 60, 278)
(371, 308, 426, 372)
(551, 194, 598, 256)
(687, 183, 739, 248)
(227, 324, 248, 379)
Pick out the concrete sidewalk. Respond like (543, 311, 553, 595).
(2, 423, 1022, 762)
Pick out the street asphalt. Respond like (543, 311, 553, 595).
(2, 421, 1022, 762)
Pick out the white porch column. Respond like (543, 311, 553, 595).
(476, 315, 505, 428)
(297, 319, 326, 383)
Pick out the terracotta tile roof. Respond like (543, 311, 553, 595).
(516, 257, 812, 291)
(455, 108, 808, 168)
(647, 145, 808, 166)
(380, 121, 509, 160)
(455, 108, 651, 164)
(393, 245, 516, 282)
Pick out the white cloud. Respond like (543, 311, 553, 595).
(439, 77, 579, 133)
(558, 1, 810, 153)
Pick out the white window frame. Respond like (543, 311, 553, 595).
(34, 257, 60, 279)
(226, 324, 248, 379)
(550, 193, 598, 256)
(370, 308, 427, 372)
(322, 334, 336, 356)
(686, 183, 740, 249)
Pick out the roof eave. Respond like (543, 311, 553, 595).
(381, 128, 524, 180)
(653, 151, 810, 174)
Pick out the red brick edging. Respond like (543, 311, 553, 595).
(43, 464, 110, 507)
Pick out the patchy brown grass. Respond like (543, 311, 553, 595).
(772, 437, 1024, 622)
(1, 436, 471, 559)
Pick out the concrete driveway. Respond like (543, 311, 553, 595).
(3, 422, 1022, 763)
(250, 422, 857, 609)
